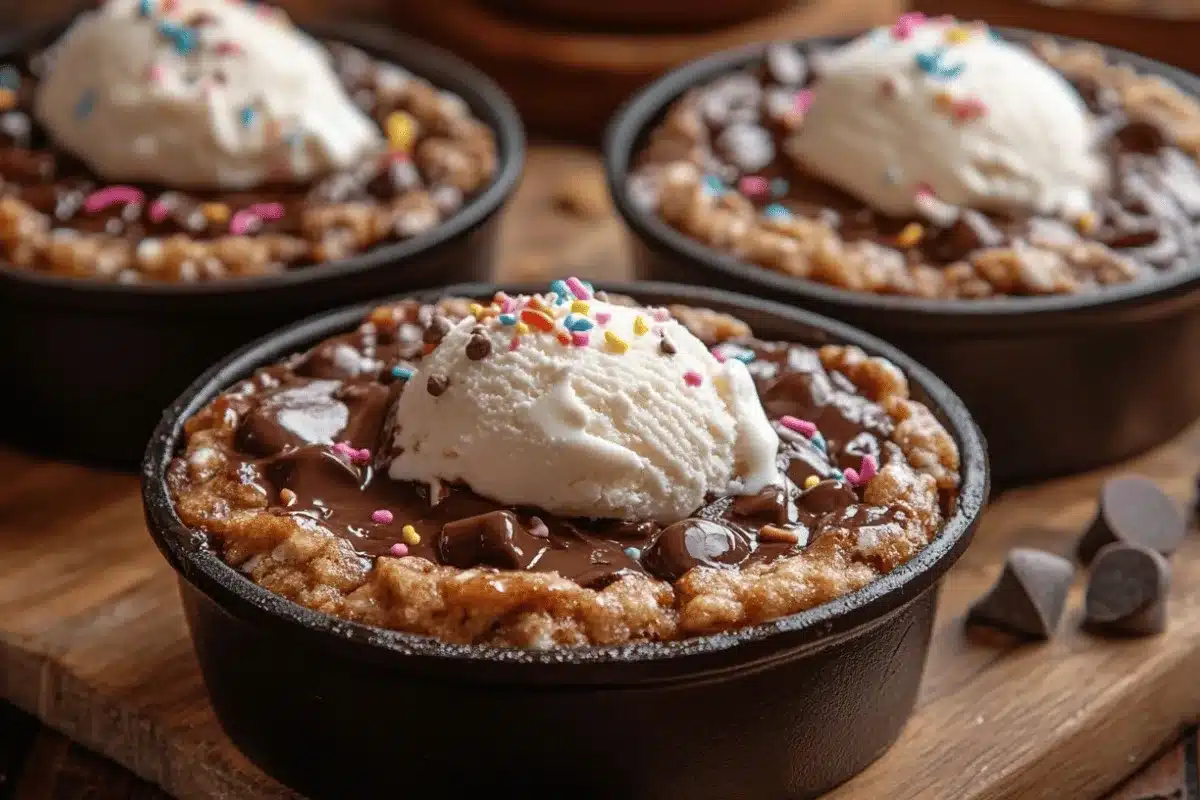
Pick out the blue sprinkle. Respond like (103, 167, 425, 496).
(498, 313, 517, 326)
(0, 66, 19, 91)
(769, 178, 789, 198)
(565, 315, 594, 332)
(935, 63, 965, 80)
(914, 49, 944, 75)
(138, 0, 154, 17)
(833, 469, 845, 481)
(811, 433, 827, 452)
(989, 28, 1003, 42)
(702, 175, 725, 195)
(391, 366, 413, 381)
(158, 22, 196, 55)
(549, 279, 570, 303)
(733, 351, 755, 364)
(624, 547, 642, 561)
(74, 89, 95, 120)
(239, 106, 255, 127)
(763, 203, 791, 220)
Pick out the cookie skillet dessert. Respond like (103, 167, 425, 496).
(628, 14, 1200, 299)
(0, 0, 497, 283)
(167, 279, 962, 648)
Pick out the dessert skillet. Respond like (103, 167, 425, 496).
(605, 22, 1200, 484)
(142, 281, 988, 800)
(0, 10, 524, 467)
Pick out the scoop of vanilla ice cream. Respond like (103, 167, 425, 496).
(787, 17, 1105, 219)
(388, 293, 781, 523)
(34, 0, 384, 190)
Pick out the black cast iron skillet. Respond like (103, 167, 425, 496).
(604, 28, 1200, 486)
(142, 281, 989, 800)
(0, 20, 525, 469)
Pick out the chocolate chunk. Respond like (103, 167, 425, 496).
(423, 315, 451, 345)
(659, 336, 676, 355)
(924, 210, 1003, 262)
(426, 374, 448, 396)
(966, 548, 1074, 639)
(234, 380, 348, 457)
(763, 44, 807, 86)
(1114, 120, 1169, 154)
(1084, 544, 1170, 637)
(731, 485, 790, 525)
(465, 332, 491, 361)
(796, 479, 857, 514)
(1077, 476, 1184, 564)
(641, 519, 750, 582)
(437, 511, 541, 570)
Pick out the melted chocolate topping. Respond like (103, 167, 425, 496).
(220, 308, 906, 589)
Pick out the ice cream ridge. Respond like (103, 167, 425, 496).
(34, 0, 384, 191)
(788, 14, 1106, 223)
(388, 280, 783, 523)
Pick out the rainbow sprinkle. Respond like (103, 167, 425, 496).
(764, 203, 791, 220)
(570, 300, 590, 315)
(550, 279, 571, 302)
(738, 175, 769, 199)
(498, 313, 517, 326)
(892, 11, 925, 39)
(83, 186, 144, 213)
(595, 311, 612, 325)
(401, 525, 421, 546)
(780, 416, 818, 437)
(371, 509, 394, 524)
(565, 277, 591, 300)
(633, 316, 649, 336)
(571, 331, 590, 347)
(391, 366, 413, 381)
(794, 89, 815, 115)
(843, 455, 879, 487)
(803, 475, 820, 490)
(683, 371, 703, 387)
(520, 308, 555, 332)
(389, 543, 409, 557)
(604, 330, 630, 354)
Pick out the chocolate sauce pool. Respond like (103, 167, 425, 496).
(224, 307, 906, 589)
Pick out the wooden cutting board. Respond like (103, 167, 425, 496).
(3, 148, 1200, 800)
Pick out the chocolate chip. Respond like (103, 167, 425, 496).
(1077, 476, 1184, 564)
(423, 315, 451, 345)
(437, 511, 540, 570)
(966, 548, 1074, 639)
(465, 332, 491, 361)
(659, 336, 676, 355)
(796, 479, 857, 515)
(764, 44, 807, 86)
(641, 519, 750, 582)
(1114, 120, 1170, 154)
(426, 374, 448, 396)
(1084, 544, 1170, 637)
(925, 210, 1003, 262)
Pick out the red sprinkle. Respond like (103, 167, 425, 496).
(780, 416, 818, 437)
(371, 509, 394, 524)
(389, 542, 409, 557)
(683, 371, 703, 388)
(520, 308, 555, 332)
(556, 331, 571, 346)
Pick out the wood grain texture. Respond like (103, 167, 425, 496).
(0, 148, 1199, 799)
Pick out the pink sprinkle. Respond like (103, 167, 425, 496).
(229, 202, 285, 235)
(83, 186, 144, 213)
(146, 64, 164, 82)
(711, 347, 727, 363)
(500, 295, 516, 314)
(858, 454, 878, 483)
(149, 199, 170, 223)
(333, 442, 354, 457)
(737, 175, 769, 199)
(683, 371, 703, 388)
(794, 88, 814, 114)
(389, 542, 409, 556)
(371, 509, 394, 524)
(780, 416, 818, 437)
(892, 11, 926, 39)
(249, 201, 284, 221)
(571, 331, 590, 347)
(652, 308, 670, 322)
(595, 312, 612, 325)
(915, 182, 935, 199)
(843, 468, 860, 485)
(351, 448, 371, 465)
(565, 277, 591, 300)
(509, 337, 520, 352)
(213, 41, 243, 56)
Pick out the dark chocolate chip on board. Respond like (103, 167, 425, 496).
(1084, 544, 1170, 637)
(966, 548, 1075, 639)
(1077, 475, 1184, 564)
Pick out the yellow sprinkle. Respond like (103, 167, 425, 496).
(570, 300, 590, 315)
(944, 26, 972, 45)
(385, 111, 416, 152)
(633, 315, 649, 336)
(804, 475, 820, 490)
(401, 525, 421, 546)
(896, 222, 924, 248)
(1075, 212, 1098, 234)
(201, 203, 231, 224)
(933, 91, 955, 112)
(515, 322, 530, 335)
(604, 330, 630, 354)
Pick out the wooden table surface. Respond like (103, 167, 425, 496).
(0, 144, 1197, 800)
